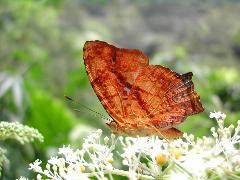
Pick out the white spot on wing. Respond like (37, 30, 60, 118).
(124, 86, 130, 95)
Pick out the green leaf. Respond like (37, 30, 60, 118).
(25, 88, 83, 149)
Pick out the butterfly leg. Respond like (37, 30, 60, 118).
(106, 121, 119, 134)
(106, 121, 140, 136)
(145, 121, 183, 140)
(156, 128, 183, 139)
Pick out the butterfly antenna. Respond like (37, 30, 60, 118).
(64, 95, 111, 121)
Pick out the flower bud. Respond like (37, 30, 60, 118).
(104, 136, 110, 144)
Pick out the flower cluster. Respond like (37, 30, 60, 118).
(28, 129, 117, 180)
(0, 121, 44, 144)
(24, 112, 240, 179)
(0, 121, 43, 177)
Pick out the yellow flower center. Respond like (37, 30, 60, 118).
(79, 164, 85, 172)
(156, 154, 167, 165)
(107, 157, 113, 163)
(171, 148, 180, 160)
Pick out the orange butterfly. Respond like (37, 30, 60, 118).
(83, 40, 204, 139)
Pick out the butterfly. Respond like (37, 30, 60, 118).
(83, 40, 204, 139)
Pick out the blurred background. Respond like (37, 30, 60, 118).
(0, 0, 240, 179)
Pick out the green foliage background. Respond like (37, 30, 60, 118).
(0, 0, 240, 179)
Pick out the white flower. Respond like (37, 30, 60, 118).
(65, 172, 89, 180)
(29, 159, 42, 172)
(180, 153, 206, 178)
(210, 111, 226, 120)
(48, 156, 58, 164)
(59, 145, 74, 155)
(36, 174, 42, 180)
(168, 171, 189, 180)
(24, 112, 240, 180)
